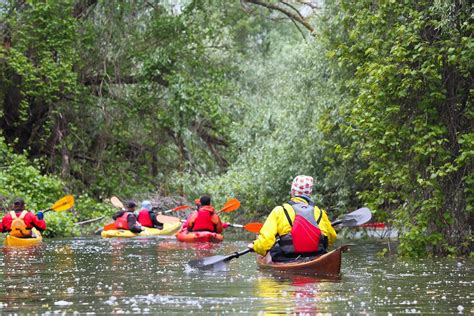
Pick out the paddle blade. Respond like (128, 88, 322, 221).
(188, 249, 252, 270)
(219, 198, 240, 213)
(244, 222, 263, 233)
(103, 222, 116, 231)
(163, 205, 192, 214)
(110, 196, 124, 209)
(188, 255, 228, 270)
(333, 207, 372, 227)
(156, 214, 183, 224)
(49, 195, 75, 212)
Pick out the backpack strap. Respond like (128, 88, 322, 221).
(316, 208, 323, 224)
(9, 211, 17, 219)
(19, 210, 28, 219)
(282, 204, 293, 227)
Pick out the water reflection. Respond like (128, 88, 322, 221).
(0, 238, 472, 314)
(255, 271, 341, 315)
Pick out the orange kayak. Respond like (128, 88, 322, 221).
(256, 245, 349, 276)
(176, 228, 223, 243)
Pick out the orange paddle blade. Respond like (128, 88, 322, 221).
(110, 196, 124, 209)
(163, 205, 192, 214)
(243, 222, 263, 233)
(49, 195, 75, 212)
(218, 198, 240, 213)
(172, 205, 191, 211)
(156, 214, 183, 224)
(103, 222, 116, 231)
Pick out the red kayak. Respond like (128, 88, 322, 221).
(176, 227, 224, 243)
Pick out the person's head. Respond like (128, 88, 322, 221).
(126, 200, 137, 210)
(12, 198, 25, 211)
(141, 200, 152, 211)
(194, 198, 201, 208)
(290, 175, 314, 197)
(199, 196, 211, 206)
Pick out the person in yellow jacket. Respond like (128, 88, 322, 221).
(248, 175, 336, 262)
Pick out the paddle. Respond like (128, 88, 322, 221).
(110, 196, 124, 209)
(188, 249, 252, 270)
(226, 222, 263, 234)
(188, 207, 372, 270)
(156, 198, 240, 225)
(44, 195, 75, 213)
(102, 196, 125, 231)
(331, 207, 372, 227)
(216, 198, 240, 214)
(156, 214, 262, 233)
(162, 205, 192, 214)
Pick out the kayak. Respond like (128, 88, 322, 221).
(4, 228, 43, 247)
(101, 222, 181, 238)
(256, 245, 349, 276)
(176, 229, 224, 243)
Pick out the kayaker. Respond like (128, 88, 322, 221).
(248, 175, 337, 262)
(1, 198, 46, 237)
(137, 200, 163, 229)
(186, 196, 223, 233)
(112, 200, 144, 233)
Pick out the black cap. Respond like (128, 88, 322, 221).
(200, 196, 211, 206)
(126, 200, 137, 208)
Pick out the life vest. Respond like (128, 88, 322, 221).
(278, 200, 323, 254)
(115, 212, 132, 230)
(191, 206, 216, 232)
(137, 209, 153, 227)
(10, 211, 31, 237)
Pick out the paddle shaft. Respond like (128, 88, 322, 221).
(225, 249, 252, 261)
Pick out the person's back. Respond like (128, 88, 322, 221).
(1, 198, 46, 237)
(113, 201, 143, 233)
(187, 196, 223, 233)
(137, 200, 163, 229)
(249, 175, 336, 262)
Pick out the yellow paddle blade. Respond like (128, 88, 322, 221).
(110, 196, 124, 209)
(50, 195, 75, 212)
(156, 214, 183, 224)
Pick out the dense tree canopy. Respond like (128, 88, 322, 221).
(0, 0, 471, 256)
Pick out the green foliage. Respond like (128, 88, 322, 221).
(42, 211, 80, 238)
(318, 0, 473, 256)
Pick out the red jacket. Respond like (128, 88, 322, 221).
(2, 211, 47, 232)
(137, 208, 163, 228)
(187, 205, 223, 233)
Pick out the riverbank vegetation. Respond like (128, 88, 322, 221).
(0, 1, 471, 256)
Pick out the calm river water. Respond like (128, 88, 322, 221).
(0, 235, 472, 314)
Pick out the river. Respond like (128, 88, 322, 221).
(0, 236, 472, 314)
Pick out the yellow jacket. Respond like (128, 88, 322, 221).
(253, 196, 337, 256)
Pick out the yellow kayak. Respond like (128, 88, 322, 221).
(4, 228, 43, 247)
(101, 222, 181, 238)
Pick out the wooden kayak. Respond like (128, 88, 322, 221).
(176, 229, 224, 243)
(101, 222, 181, 238)
(4, 228, 43, 247)
(256, 245, 349, 276)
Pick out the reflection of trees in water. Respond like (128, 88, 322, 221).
(255, 272, 340, 315)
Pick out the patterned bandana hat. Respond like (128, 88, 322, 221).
(290, 175, 314, 196)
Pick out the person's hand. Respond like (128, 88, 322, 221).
(36, 211, 44, 220)
(222, 222, 230, 229)
(247, 242, 254, 250)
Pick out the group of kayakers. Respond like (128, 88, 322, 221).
(1, 175, 338, 263)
